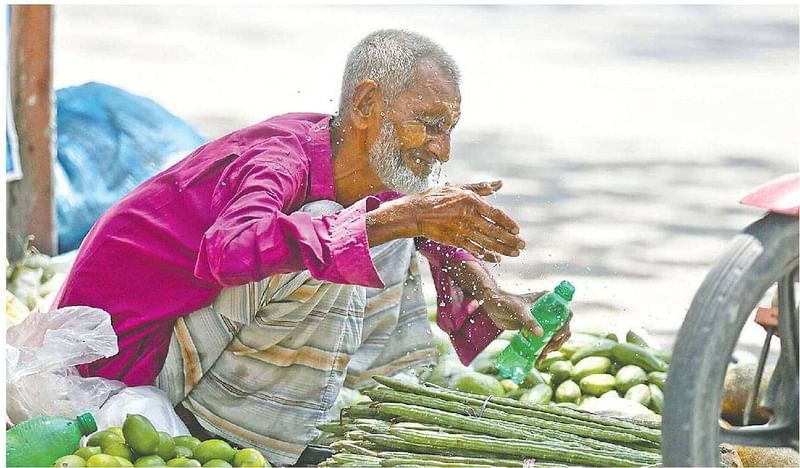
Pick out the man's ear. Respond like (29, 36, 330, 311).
(350, 80, 382, 130)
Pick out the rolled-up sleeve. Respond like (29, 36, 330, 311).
(194, 137, 383, 289)
(415, 239, 501, 365)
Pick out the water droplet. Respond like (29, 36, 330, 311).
(439, 301, 446, 307)
(305, 136, 312, 142)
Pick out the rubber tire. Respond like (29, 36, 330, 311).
(662, 213, 799, 467)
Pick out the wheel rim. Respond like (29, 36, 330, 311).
(719, 268, 799, 449)
(662, 214, 799, 466)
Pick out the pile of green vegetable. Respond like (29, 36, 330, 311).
(317, 376, 662, 467)
(6, 243, 73, 326)
(425, 324, 669, 418)
(53, 414, 269, 467)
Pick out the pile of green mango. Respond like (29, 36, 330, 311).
(52, 414, 269, 468)
(424, 322, 670, 416)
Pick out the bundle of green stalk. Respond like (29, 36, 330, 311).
(318, 375, 661, 467)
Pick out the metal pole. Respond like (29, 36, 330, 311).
(6, 5, 56, 259)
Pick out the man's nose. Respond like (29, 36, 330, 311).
(426, 134, 451, 163)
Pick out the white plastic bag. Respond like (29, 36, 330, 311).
(93, 386, 190, 436)
(6, 305, 191, 436)
(6, 306, 125, 423)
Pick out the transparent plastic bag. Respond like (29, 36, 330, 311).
(93, 386, 190, 436)
(6, 306, 191, 435)
(6, 306, 125, 423)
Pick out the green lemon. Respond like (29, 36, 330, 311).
(74, 446, 103, 460)
(155, 432, 177, 460)
(86, 431, 125, 450)
(203, 460, 232, 467)
(453, 372, 505, 397)
(174, 446, 194, 458)
(133, 455, 166, 467)
(52, 455, 87, 467)
(85, 454, 122, 467)
(173, 436, 202, 450)
(123, 414, 160, 456)
(193, 440, 236, 464)
(166, 457, 202, 467)
(107, 427, 126, 442)
(232, 449, 267, 467)
(103, 442, 133, 461)
(115, 456, 134, 467)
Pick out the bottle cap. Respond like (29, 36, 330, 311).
(76, 412, 97, 436)
(554, 281, 575, 301)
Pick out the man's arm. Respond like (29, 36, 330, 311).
(442, 257, 545, 336)
(365, 181, 525, 263)
(370, 181, 546, 337)
(195, 144, 384, 288)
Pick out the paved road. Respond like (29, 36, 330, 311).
(52, 5, 798, 356)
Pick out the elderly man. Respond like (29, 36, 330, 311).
(56, 29, 550, 465)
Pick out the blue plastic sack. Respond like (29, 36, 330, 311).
(55, 82, 206, 252)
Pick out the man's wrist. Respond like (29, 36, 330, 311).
(365, 200, 419, 246)
(443, 257, 499, 301)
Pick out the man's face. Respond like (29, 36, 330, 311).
(368, 60, 461, 194)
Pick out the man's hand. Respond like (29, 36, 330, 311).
(369, 180, 525, 262)
(538, 311, 573, 360)
(483, 289, 573, 359)
(481, 289, 548, 335)
(414, 181, 525, 263)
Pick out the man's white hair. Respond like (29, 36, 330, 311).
(337, 29, 460, 117)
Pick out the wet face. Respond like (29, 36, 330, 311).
(368, 59, 461, 194)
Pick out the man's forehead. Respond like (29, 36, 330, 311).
(399, 61, 461, 114)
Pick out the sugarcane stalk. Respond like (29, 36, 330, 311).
(377, 451, 524, 467)
(438, 382, 660, 433)
(384, 460, 523, 468)
(330, 440, 380, 457)
(390, 421, 475, 435)
(367, 387, 659, 457)
(627, 442, 662, 454)
(367, 397, 550, 442)
(331, 452, 382, 465)
(365, 386, 656, 447)
(359, 432, 517, 459)
(373, 376, 660, 442)
(375, 403, 660, 465)
(629, 417, 662, 430)
(389, 427, 648, 467)
(353, 418, 392, 434)
(344, 429, 371, 441)
(384, 401, 652, 458)
(379, 459, 501, 468)
(359, 432, 463, 455)
(343, 404, 392, 420)
(318, 422, 350, 435)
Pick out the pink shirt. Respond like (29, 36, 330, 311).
(56, 113, 500, 386)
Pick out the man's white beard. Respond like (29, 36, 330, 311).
(369, 120, 442, 194)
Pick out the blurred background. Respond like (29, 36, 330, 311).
(50, 4, 798, 352)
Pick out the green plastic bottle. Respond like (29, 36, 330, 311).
(6, 412, 97, 467)
(496, 280, 575, 384)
